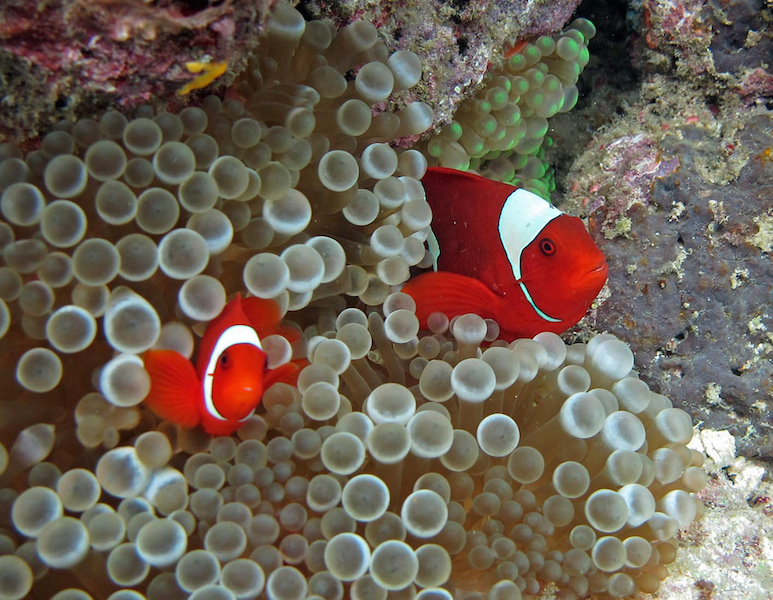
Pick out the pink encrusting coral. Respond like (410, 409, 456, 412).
(0, 0, 276, 142)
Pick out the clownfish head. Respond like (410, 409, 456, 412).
(500, 189, 608, 324)
(522, 214, 607, 303)
(203, 325, 268, 422)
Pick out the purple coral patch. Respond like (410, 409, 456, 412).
(586, 115, 773, 459)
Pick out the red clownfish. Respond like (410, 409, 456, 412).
(402, 167, 608, 340)
(142, 295, 301, 436)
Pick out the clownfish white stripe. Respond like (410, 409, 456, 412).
(203, 324, 263, 421)
(499, 188, 562, 281)
(519, 282, 562, 323)
(239, 409, 256, 422)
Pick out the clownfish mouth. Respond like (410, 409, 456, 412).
(586, 262, 608, 277)
(569, 261, 608, 298)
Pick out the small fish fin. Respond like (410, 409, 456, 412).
(504, 40, 528, 59)
(402, 272, 501, 326)
(271, 323, 303, 346)
(264, 359, 308, 389)
(142, 350, 201, 428)
(240, 296, 283, 338)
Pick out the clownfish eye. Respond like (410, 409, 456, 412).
(539, 238, 556, 256)
(219, 351, 229, 368)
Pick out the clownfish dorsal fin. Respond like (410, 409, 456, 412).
(499, 188, 562, 281)
(143, 349, 202, 428)
(240, 296, 283, 339)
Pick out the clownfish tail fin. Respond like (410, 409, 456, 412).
(142, 350, 202, 428)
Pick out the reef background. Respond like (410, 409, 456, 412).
(553, 0, 773, 596)
(1, 0, 771, 598)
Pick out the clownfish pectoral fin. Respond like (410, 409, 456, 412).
(264, 359, 308, 389)
(142, 350, 202, 428)
(402, 272, 502, 327)
(240, 296, 283, 339)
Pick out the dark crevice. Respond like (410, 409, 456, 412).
(548, 0, 641, 196)
(573, 0, 640, 108)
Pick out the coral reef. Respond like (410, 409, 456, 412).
(3, 2, 701, 598)
(570, 114, 772, 459)
(0, 0, 583, 144)
(0, 0, 276, 142)
(561, 0, 772, 460)
(546, 0, 772, 594)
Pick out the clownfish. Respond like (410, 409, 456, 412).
(142, 295, 301, 436)
(402, 167, 608, 340)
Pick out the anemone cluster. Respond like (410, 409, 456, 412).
(424, 19, 595, 199)
(2, 298, 706, 600)
(0, 2, 707, 599)
(0, 1, 433, 409)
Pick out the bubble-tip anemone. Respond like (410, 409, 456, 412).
(0, 3, 707, 599)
